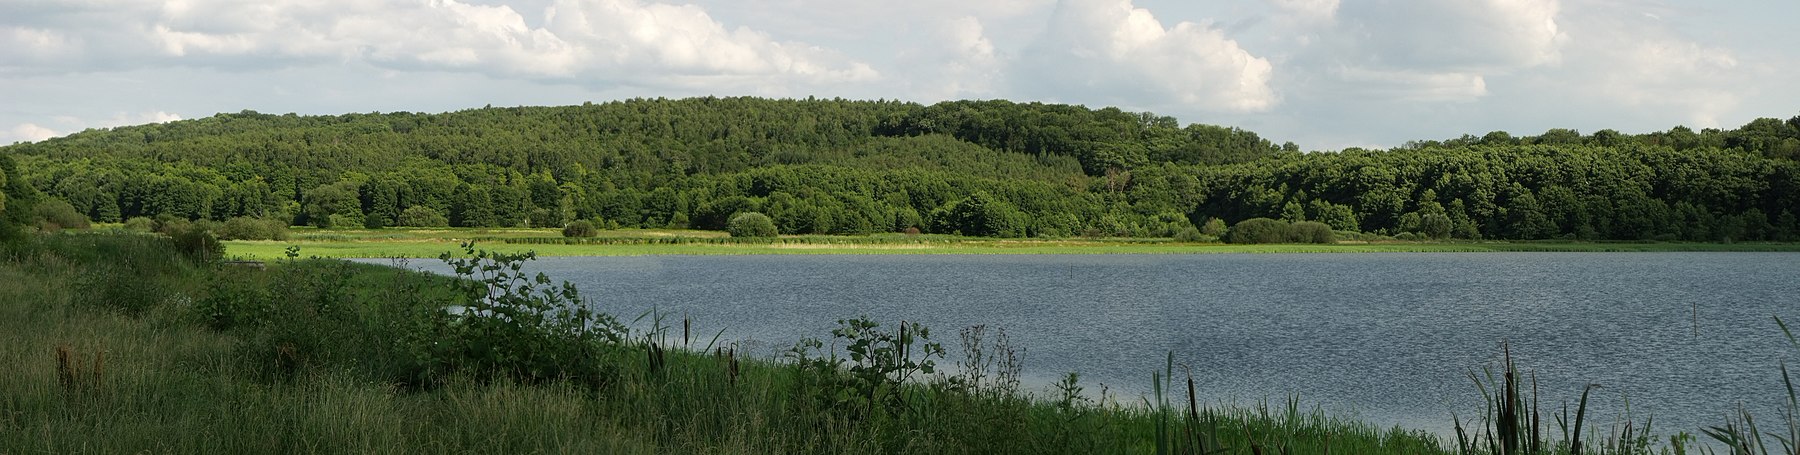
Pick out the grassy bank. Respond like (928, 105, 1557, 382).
(7, 232, 1796, 453)
(218, 227, 1800, 259)
(3, 233, 1451, 454)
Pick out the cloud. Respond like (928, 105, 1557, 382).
(1334, 0, 1563, 71)
(890, 16, 1002, 100)
(0, 0, 876, 93)
(1, 110, 186, 144)
(1267, 0, 1339, 23)
(1515, 1, 1744, 128)
(5, 123, 58, 144)
(1015, 0, 1276, 112)
(1331, 68, 1487, 102)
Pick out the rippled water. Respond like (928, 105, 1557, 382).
(371, 252, 1800, 436)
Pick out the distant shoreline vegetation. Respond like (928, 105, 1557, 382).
(201, 226, 1800, 260)
(2, 97, 1798, 245)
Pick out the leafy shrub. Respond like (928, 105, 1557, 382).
(1226, 218, 1290, 244)
(32, 199, 90, 231)
(428, 242, 627, 386)
(1200, 217, 1229, 237)
(397, 205, 449, 227)
(218, 216, 290, 241)
(196, 267, 273, 330)
(1173, 226, 1208, 242)
(1394, 232, 1419, 241)
(1288, 221, 1336, 244)
(727, 212, 779, 238)
(561, 220, 598, 238)
(789, 317, 945, 415)
(124, 216, 156, 232)
(160, 221, 224, 264)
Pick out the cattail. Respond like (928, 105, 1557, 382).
(93, 348, 105, 389)
(727, 347, 739, 387)
(56, 345, 75, 392)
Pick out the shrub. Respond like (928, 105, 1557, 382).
(1226, 218, 1290, 244)
(429, 243, 628, 386)
(32, 199, 90, 231)
(124, 216, 156, 232)
(561, 220, 598, 238)
(161, 222, 224, 264)
(1173, 226, 1208, 242)
(788, 317, 945, 415)
(397, 205, 450, 227)
(727, 212, 779, 238)
(1288, 221, 1336, 244)
(1200, 217, 1229, 237)
(218, 216, 290, 241)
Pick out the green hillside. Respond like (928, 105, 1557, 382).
(4, 97, 1799, 241)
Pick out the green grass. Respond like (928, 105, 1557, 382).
(223, 227, 1800, 259)
(9, 232, 1800, 453)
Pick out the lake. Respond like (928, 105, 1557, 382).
(369, 252, 1800, 437)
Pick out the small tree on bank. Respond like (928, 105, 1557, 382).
(561, 220, 598, 238)
(727, 212, 779, 238)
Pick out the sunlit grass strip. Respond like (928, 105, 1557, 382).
(224, 238, 1800, 259)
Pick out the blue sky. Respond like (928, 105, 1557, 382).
(2, 0, 1795, 150)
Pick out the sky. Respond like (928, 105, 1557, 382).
(2, 0, 1797, 150)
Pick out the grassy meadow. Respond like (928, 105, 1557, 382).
(6, 231, 1799, 453)
(219, 226, 1800, 259)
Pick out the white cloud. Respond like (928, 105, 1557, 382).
(1518, 2, 1744, 128)
(1267, 0, 1339, 22)
(1016, 0, 1276, 112)
(891, 16, 1002, 100)
(0, 0, 876, 93)
(1335, 0, 1563, 71)
(1331, 67, 1488, 102)
(5, 123, 58, 144)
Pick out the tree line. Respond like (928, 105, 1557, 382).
(3, 97, 1797, 241)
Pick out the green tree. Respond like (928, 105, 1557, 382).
(931, 191, 1025, 238)
(302, 181, 363, 228)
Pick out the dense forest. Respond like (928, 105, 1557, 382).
(3, 97, 1799, 241)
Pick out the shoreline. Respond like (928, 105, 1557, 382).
(223, 237, 1800, 260)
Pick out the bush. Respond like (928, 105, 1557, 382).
(1173, 227, 1208, 242)
(32, 199, 90, 231)
(124, 216, 155, 232)
(727, 212, 779, 238)
(1288, 221, 1336, 244)
(397, 205, 450, 227)
(429, 243, 627, 386)
(1226, 218, 1290, 244)
(1200, 217, 1229, 237)
(218, 216, 290, 241)
(561, 220, 598, 238)
(160, 221, 224, 264)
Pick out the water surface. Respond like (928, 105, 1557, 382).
(373, 252, 1800, 436)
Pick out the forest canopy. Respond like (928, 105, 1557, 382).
(3, 97, 1797, 241)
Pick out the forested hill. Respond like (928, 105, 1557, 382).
(4, 97, 1799, 241)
